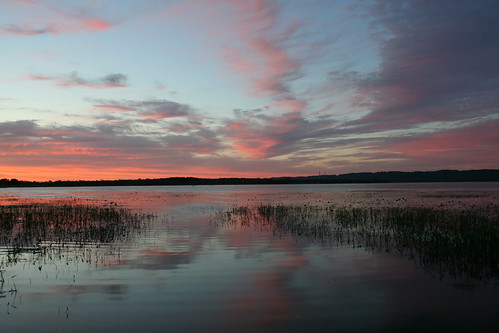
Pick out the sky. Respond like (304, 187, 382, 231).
(1, 0, 498, 181)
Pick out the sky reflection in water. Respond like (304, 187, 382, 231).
(0, 184, 498, 332)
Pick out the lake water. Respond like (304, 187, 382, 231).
(1, 183, 498, 332)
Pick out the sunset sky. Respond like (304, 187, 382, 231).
(1, 0, 498, 181)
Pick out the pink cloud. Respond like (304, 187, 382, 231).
(268, 112, 301, 134)
(167, 0, 305, 113)
(0, 120, 318, 181)
(1, 1, 114, 36)
(223, 111, 308, 158)
(79, 17, 112, 31)
(272, 98, 307, 113)
(394, 121, 498, 156)
(160, 0, 317, 157)
(221, 1, 302, 103)
(28, 74, 51, 81)
(232, 137, 281, 159)
(376, 120, 499, 169)
(224, 119, 280, 158)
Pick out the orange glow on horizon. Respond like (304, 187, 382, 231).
(0, 165, 306, 182)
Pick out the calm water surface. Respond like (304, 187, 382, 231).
(1, 183, 498, 332)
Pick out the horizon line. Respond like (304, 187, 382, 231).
(2, 169, 498, 184)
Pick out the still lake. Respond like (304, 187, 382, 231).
(1, 183, 498, 332)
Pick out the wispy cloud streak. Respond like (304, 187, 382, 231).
(29, 72, 128, 89)
(1, 0, 113, 36)
(220, 0, 304, 109)
(1, 0, 498, 180)
(90, 99, 197, 121)
(345, 0, 499, 131)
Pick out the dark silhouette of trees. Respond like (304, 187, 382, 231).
(0, 169, 498, 188)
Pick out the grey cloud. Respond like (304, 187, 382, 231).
(223, 110, 338, 158)
(1, 24, 55, 36)
(0, 120, 38, 138)
(154, 80, 166, 90)
(90, 98, 196, 120)
(166, 120, 203, 133)
(347, 0, 499, 131)
(65, 71, 128, 88)
(232, 108, 268, 119)
(0, 120, 158, 149)
(101, 73, 128, 86)
(162, 127, 222, 154)
(139, 100, 193, 119)
(31, 71, 128, 88)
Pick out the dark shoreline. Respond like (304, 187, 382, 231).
(1, 169, 498, 188)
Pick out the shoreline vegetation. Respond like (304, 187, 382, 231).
(216, 203, 499, 282)
(1, 169, 498, 188)
(0, 202, 155, 268)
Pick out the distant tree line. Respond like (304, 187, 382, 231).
(1, 169, 498, 188)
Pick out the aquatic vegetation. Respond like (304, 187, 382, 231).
(217, 204, 499, 282)
(0, 202, 155, 267)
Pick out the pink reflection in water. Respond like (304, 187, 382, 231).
(0, 184, 498, 332)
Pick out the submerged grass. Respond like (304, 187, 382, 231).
(217, 204, 499, 282)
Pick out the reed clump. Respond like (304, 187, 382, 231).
(0, 203, 155, 266)
(219, 204, 499, 282)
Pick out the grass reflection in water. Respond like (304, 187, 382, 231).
(0, 202, 155, 268)
(217, 204, 499, 282)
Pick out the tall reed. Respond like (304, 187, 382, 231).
(0, 203, 155, 267)
(217, 204, 499, 282)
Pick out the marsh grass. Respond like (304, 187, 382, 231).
(0, 202, 155, 267)
(217, 204, 499, 282)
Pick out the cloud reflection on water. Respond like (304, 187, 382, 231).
(0, 184, 498, 332)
